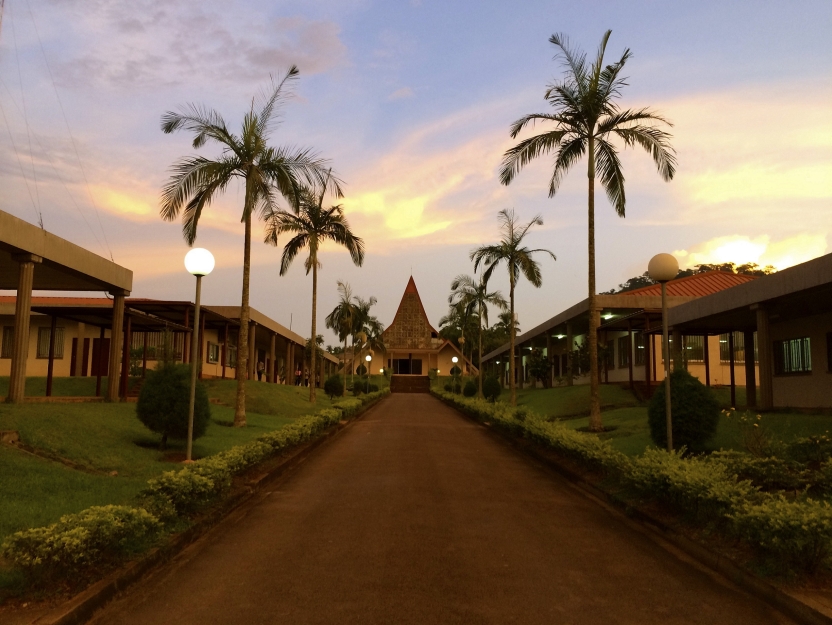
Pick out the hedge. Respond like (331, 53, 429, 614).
(2, 389, 390, 582)
(432, 389, 832, 575)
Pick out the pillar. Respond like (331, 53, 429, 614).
(627, 320, 634, 390)
(8, 253, 41, 403)
(671, 327, 682, 371)
(286, 340, 292, 384)
(248, 322, 256, 380)
(107, 290, 127, 402)
(95, 325, 105, 397)
(73, 322, 86, 376)
(703, 334, 711, 387)
(222, 322, 229, 380)
(45, 315, 58, 397)
(546, 334, 553, 387)
(566, 321, 573, 386)
(728, 331, 736, 408)
(643, 315, 651, 384)
(744, 329, 757, 407)
(119, 313, 132, 399)
(755, 306, 773, 410)
(183, 308, 191, 364)
(269, 332, 276, 383)
(198, 312, 206, 380)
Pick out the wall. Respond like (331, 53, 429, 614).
(770, 312, 832, 409)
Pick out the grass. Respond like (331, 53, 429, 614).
(0, 376, 106, 398)
(505, 384, 638, 419)
(0, 378, 337, 547)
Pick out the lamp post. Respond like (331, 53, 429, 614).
(365, 353, 372, 393)
(184, 248, 215, 462)
(648, 253, 679, 452)
(452, 355, 459, 394)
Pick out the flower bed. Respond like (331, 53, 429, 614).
(2, 389, 389, 584)
(433, 390, 832, 575)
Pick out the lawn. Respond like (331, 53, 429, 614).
(505, 384, 638, 418)
(0, 378, 336, 545)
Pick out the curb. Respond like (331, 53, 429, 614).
(31, 395, 389, 625)
(435, 394, 832, 625)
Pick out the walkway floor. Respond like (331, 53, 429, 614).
(90, 394, 793, 624)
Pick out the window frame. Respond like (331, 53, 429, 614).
(36, 327, 65, 359)
(1, 326, 13, 359)
(774, 337, 812, 375)
(207, 342, 220, 364)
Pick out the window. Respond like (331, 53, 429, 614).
(131, 331, 184, 361)
(634, 333, 646, 366)
(617, 336, 630, 368)
(684, 335, 704, 363)
(1, 327, 13, 359)
(227, 346, 238, 368)
(774, 337, 812, 374)
(36, 327, 65, 359)
(719, 331, 758, 364)
(207, 342, 220, 364)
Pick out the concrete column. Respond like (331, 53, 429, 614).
(285, 341, 292, 384)
(8, 253, 41, 403)
(73, 322, 86, 376)
(546, 334, 553, 387)
(119, 313, 132, 399)
(627, 320, 634, 390)
(728, 331, 736, 408)
(46, 315, 58, 397)
(744, 329, 757, 407)
(703, 334, 711, 387)
(198, 313, 206, 380)
(566, 322, 573, 386)
(107, 291, 127, 402)
(671, 327, 683, 371)
(183, 308, 191, 364)
(269, 332, 276, 383)
(755, 306, 774, 410)
(222, 323, 229, 380)
(248, 322, 256, 380)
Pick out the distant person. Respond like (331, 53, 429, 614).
(257, 361, 265, 381)
(295, 367, 302, 386)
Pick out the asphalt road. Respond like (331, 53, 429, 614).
(90, 393, 793, 624)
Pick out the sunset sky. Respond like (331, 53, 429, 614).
(1, 0, 830, 342)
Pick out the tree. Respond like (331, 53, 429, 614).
(160, 67, 337, 427)
(499, 31, 676, 431)
(448, 274, 508, 397)
(264, 176, 365, 404)
(325, 280, 357, 396)
(438, 300, 478, 360)
(351, 294, 380, 386)
(471, 209, 555, 405)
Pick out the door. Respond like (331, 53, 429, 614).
(91, 338, 110, 376)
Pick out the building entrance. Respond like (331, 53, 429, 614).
(391, 358, 422, 375)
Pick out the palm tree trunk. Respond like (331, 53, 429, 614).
(310, 260, 318, 404)
(234, 210, 251, 427)
(587, 132, 602, 431)
(478, 300, 483, 398)
(509, 277, 516, 406)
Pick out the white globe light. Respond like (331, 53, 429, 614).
(452, 356, 458, 363)
(365, 354, 372, 362)
(648, 253, 679, 283)
(185, 248, 215, 277)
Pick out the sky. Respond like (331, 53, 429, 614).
(1, 0, 831, 344)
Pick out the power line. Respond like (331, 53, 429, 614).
(24, 0, 114, 261)
(0, 97, 41, 221)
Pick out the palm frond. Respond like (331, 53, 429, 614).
(594, 138, 626, 216)
(548, 136, 586, 197)
(254, 66, 300, 138)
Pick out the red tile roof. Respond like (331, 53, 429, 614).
(621, 271, 758, 297)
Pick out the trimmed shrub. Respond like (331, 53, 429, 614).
(648, 369, 719, 452)
(786, 434, 832, 465)
(324, 374, 344, 399)
(463, 380, 477, 397)
(708, 450, 810, 492)
(482, 376, 501, 402)
(1, 506, 161, 581)
(136, 363, 211, 449)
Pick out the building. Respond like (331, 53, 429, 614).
(481, 271, 759, 401)
(381, 277, 475, 390)
(668, 253, 832, 410)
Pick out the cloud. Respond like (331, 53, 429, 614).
(673, 233, 828, 270)
(45, 2, 348, 90)
(387, 87, 414, 101)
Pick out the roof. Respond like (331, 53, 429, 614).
(0, 210, 132, 293)
(383, 276, 438, 338)
(622, 271, 758, 297)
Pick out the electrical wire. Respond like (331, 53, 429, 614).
(24, 0, 115, 261)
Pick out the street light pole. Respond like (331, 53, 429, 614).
(452, 355, 459, 394)
(184, 248, 215, 463)
(648, 253, 679, 453)
(365, 353, 372, 393)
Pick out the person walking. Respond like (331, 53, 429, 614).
(295, 367, 302, 386)
(257, 361, 265, 381)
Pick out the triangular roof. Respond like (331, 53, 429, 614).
(383, 276, 438, 337)
(621, 271, 758, 298)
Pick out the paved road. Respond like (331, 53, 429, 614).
(90, 394, 792, 624)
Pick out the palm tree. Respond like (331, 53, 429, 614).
(498, 30, 675, 430)
(449, 274, 508, 397)
(264, 176, 364, 404)
(471, 209, 555, 406)
(325, 280, 356, 395)
(350, 295, 379, 387)
(160, 67, 338, 427)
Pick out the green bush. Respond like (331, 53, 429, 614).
(324, 374, 344, 399)
(648, 369, 719, 452)
(482, 376, 501, 402)
(1, 505, 161, 581)
(136, 363, 211, 449)
(463, 380, 477, 397)
(708, 451, 810, 492)
(730, 496, 832, 574)
(786, 434, 832, 465)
